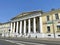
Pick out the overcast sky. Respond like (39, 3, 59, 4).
(0, 0, 60, 22)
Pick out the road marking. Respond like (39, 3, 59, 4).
(5, 40, 25, 45)
(4, 40, 46, 45)
(0, 39, 46, 45)
(17, 41, 46, 45)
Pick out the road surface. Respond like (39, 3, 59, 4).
(0, 39, 17, 45)
(0, 39, 46, 45)
(0, 38, 60, 45)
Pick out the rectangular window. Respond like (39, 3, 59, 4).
(47, 26, 50, 33)
(55, 13, 59, 20)
(47, 16, 50, 21)
(57, 25, 60, 31)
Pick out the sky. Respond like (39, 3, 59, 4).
(0, 0, 60, 23)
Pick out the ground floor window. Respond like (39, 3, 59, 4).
(57, 25, 60, 31)
(47, 26, 50, 33)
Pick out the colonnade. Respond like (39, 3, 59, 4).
(10, 17, 42, 36)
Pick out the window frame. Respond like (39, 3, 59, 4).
(57, 25, 60, 31)
(46, 15, 50, 21)
(47, 26, 50, 33)
(55, 13, 59, 20)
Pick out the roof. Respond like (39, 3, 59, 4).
(11, 10, 43, 20)
(41, 9, 60, 16)
(0, 22, 10, 25)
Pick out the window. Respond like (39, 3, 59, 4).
(57, 25, 60, 31)
(47, 26, 50, 33)
(55, 13, 59, 20)
(47, 16, 50, 21)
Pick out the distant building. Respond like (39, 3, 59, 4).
(0, 23, 3, 36)
(0, 22, 11, 37)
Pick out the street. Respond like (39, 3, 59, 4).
(0, 37, 60, 45)
(0, 39, 17, 45)
(0, 39, 46, 45)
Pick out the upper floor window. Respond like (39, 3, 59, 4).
(47, 26, 50, 33)
(55, 13, 59, 20)
(47, 16, 50, 21)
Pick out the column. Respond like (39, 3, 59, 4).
(10, 22, 13, 36)
(16, 21, 18, 34)
(13, 22, 15, 33)
(39, 17, 43, 33)
(24, 20, 26, 35)
(33, 17, 36, 33)
(11, 22, 12, 33)
(20, 21, 22, 35)
(28, 19, 31, 34)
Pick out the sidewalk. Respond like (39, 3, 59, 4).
(22, 37, 60, 42)
(1, 37, 60, 42)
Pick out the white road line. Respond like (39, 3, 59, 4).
(5, 40, 25, 45)
(5, 40, 15, 43)
(0, 39, 46, 45)
(17, 41, 46, 45)
(4, 40, 46, 45)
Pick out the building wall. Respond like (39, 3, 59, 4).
(0, 22, 11, 37)
(10, 10, 60, 38)
(0, 10, 60, 38)
(42, 10, 60, 38)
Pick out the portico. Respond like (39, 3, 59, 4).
(10, 11, 43, 38)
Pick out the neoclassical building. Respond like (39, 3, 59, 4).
(10, 11, 43, 38)
(10, 9, 60, 38)
(1, 9, 60, 38)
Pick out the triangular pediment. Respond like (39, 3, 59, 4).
(11, 10, 43, 20)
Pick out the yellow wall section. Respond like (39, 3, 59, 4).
(42, 11, 60, 34)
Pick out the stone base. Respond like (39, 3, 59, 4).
(43, 33, 54, 38)
(4, 33, 60, 38)
(55, 33, 60, 38)
(2, 33, 9, 37)
(21, 33, 45, 38)
(24, 33, 54, 38)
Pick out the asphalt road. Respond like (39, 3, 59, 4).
(0, 37, 60, 45)
(0, 39, 46, 45)
(0, 39, 17, 45)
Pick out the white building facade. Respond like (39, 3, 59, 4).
(10, 11, 44, 38)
